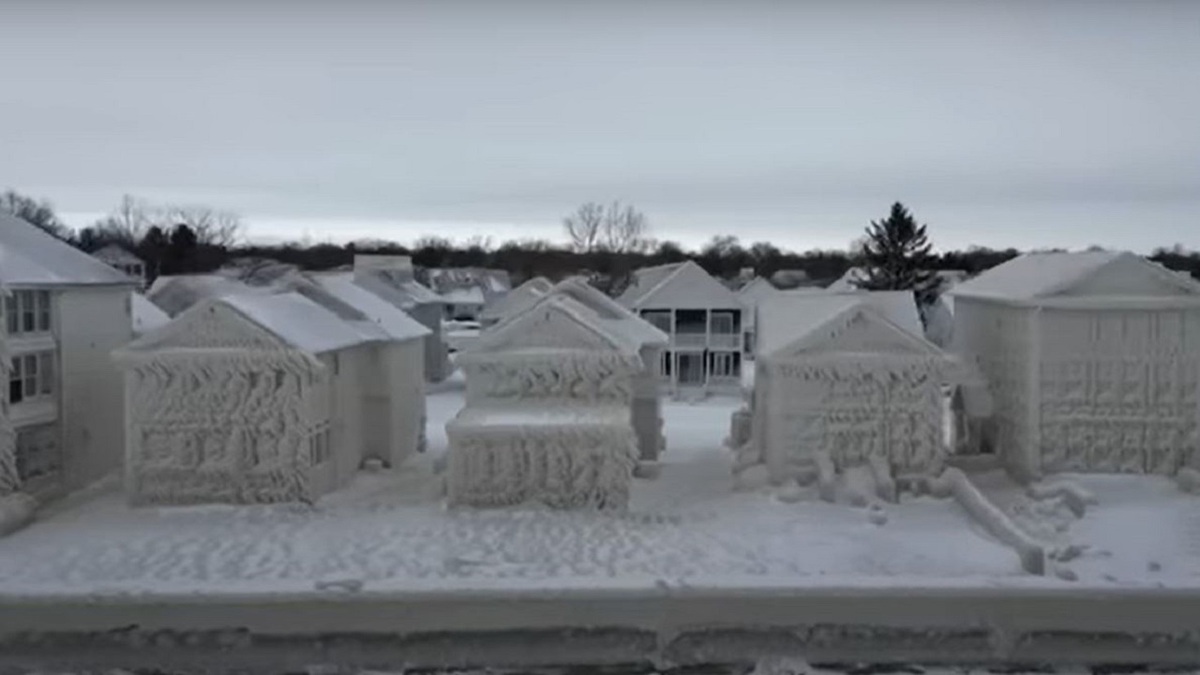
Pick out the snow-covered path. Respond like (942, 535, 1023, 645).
(0, 384, 1026, 597)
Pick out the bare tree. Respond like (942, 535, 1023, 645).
(563, 202, 605, 253)
(91, 194, 152, 248)
(600, 201, 649, 253)
(563, 201, 649, 253)
(1, 189, 72, 240)
(163, 205, 242, 247)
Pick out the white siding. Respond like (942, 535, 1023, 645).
(57, 288, 133, 492)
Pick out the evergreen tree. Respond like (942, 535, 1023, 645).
(854, 202, 940, 314)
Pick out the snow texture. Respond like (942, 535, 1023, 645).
(0, 212, 138, 287)
(479, 276, 552, 323)
(220, 292, 375, 354)
(950, 249, 1200, 301)
(0, 396, 1036, 597)
(131, 292, 170, 336)
(450, 297, 644, 509)
(311, 273, 430, 342)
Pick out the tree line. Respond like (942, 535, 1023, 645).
(4, 189, 1199, 293)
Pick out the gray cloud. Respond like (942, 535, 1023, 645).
(2, 0, 1199, 252)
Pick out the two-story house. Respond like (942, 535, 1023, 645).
(0, 212, 139, 508)
(91, 243, 149, 289)
(617, 260, 744, 394)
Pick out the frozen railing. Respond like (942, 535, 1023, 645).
(709, 333, 740, 350)
(673, 332, 707, 349)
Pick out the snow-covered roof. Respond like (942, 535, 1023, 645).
(0, 211, 140, 288)
(146, 275, 263, 317)
(348, 269, 444, 310)
(474, 294, 644, 356)
(312, 274, 430, 342)
(825, 267, 869, 292)
(758, 291, 928, 357)
(479, 277, 552, 322)
(737, 277, 781, 305)
(551, 278, 668, 348)
(92, 243, 143, 266)
(950, 250, 1200, 301)
(131, 292, 170, 336)
(617, 260, 742, 310)
(221, 292, 371, 354)
(442, 286, 486, 306)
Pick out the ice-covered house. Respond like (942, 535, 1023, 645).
(91, 244, 148, 288)
(114, 289, 425, 506)
(0, 212, 139, 508)
(949, 250, 1200, 479)
(737, 276, 781, 357)
(500, 278, 670, 460)
(131, 293, 170, 337)
(618, 260, 744, 394)
(478, 276, 552, 327)
(446, 294, 645, 509)
(427, 267, 511, 321)
(345, 255, 449, 382)
(742, 292, 958, 486)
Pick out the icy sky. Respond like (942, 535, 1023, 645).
(2, 0, 1198, 252)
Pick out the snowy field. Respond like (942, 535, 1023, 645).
(0, 377, 1195, 598)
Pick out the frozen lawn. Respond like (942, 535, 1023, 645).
(6, 381, 1184, 597)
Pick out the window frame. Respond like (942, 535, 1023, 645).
(9, 350, 56, 404)
(4, 290, 52, 336)
(710, 311, 736, 335)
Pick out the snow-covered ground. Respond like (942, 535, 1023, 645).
(0, 379, 1195, 598)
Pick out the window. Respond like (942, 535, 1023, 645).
(642, 311, 672, 334)
(659, 351, 672, 377)
(9, 352, 55, 404)
(310, 425, 332, 465)
(711, 311, 735, 335)
(16, 423, 61, 482)
(709, 351, 739, 379)
(4, 290, 52, 336)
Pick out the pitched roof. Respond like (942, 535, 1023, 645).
(617, 262, 686, 307)
(131, 293, 170, 336)
(0, 211, 139, 287)
(479, 277, 552, 321)
(473, 294, 643, 356)
(312, 274, 430, 342)
(551, 278, 668, 348)
(92, 243, 144, 266)
(350, 269, 443, 308)
(146, 274, 262, 317)
(950, 250, 1200, 300)
(737, 276, 782, 305)
(221, 292, 370, 354)
(758, 291, 927, 357)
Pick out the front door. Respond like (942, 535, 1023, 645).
(678, 352, 705, 386)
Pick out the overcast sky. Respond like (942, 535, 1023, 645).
(2, 0, 1198, 252)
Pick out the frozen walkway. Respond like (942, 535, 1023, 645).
(0, 389, 1025, 598)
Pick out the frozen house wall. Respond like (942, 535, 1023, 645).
(57, 287, 134, 494)
(756, 311, 950, 480)
(118, 299, 370, 506)
(355, 339, 425, 467)
(1034, 307, 1200, 476)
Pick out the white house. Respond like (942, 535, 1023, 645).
(744, 292, 958, 487)
(949, 250, 1200, 479)
(498, 278, 669, 460)
(618, 260, 744, 394)
(447, 294, 643, 509)
(736, 276, 782, 357)
(115, 287, 427, 506)
(349, 256, 450, 382)
(0, 211, 139, 509)
(91, 244, 148, 289)
(479, 277, 552, 327)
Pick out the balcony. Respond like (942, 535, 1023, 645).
(673, 332, 707, 349)
(709, 333, 740, 350)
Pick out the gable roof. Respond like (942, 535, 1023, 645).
(950, 250, 1200, 301)
(0, 211, 139, 287)
(131, 292, 171, 336)
(471, 293, 642, 356)
(479, 277, 552, 321)
(220, 292, 370, 353)
(312, 274, 430, 342)
(757, 293, 938, 359)
(737, 276, 782, 305)
(544, 278, 668, 348)
(92, 243, 144, 266)
(617, 260, 741, 310)
(349, 269, 443, 309)
(146, 274, 263, 317)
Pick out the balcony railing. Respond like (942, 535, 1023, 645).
(673, 332, 707, 349)
(709, 333, 740, 350)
